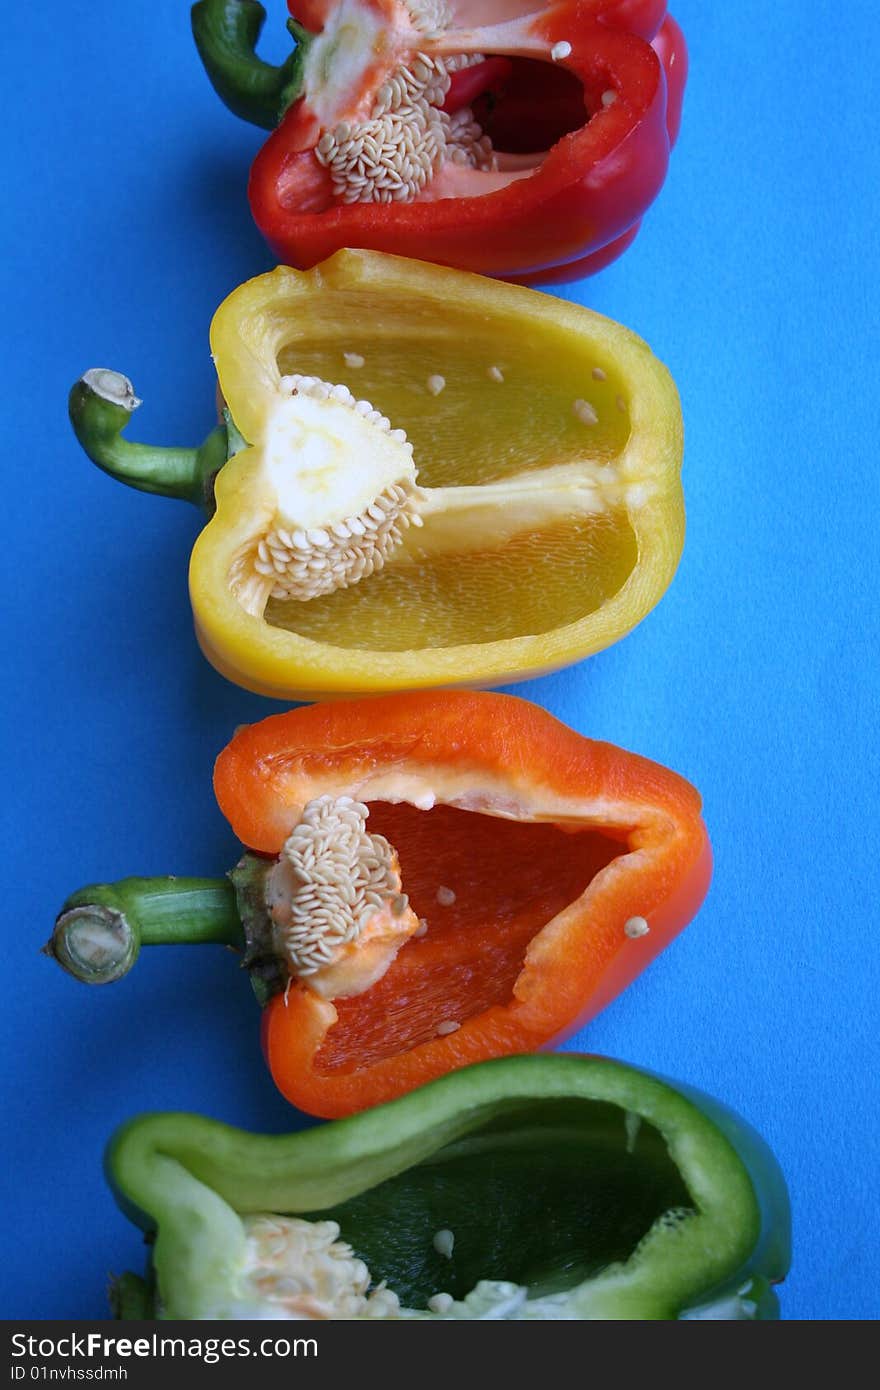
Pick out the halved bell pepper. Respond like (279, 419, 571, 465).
(68, 249, 684, 701)
(47, 691, 711, 1118)
(106, 1055, 789, 1320)
(192, 0, 688, 282)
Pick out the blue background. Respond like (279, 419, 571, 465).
(2, 0, 877, 1322)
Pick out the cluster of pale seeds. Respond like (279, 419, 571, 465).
(315, 51, 496, 205)
(254, 374, 423, 604)
(242, 1215, 400, 1319)
(404, 0, 452, 33)
(275, 796, 403, 977)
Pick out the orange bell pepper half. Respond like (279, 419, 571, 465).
(222, 691, 711, 1115)
(48, 691, 710, 1118)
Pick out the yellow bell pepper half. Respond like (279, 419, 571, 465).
(69, 250, 684, 700)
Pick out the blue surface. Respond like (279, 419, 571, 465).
(1, 0, 877, 1322)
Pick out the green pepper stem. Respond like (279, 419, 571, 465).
(45, 878, 243, 985)
(192, 0, 312, 130)
(69, 370, 227, 511)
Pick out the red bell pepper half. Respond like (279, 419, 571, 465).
(192, 0, 687, 282)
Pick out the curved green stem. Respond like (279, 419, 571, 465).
(69, 370, 227, 511)
(45, 878, 243, 985)
(192, 0, 312, 130)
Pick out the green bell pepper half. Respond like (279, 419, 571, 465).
(106, 1054, 789, 1320)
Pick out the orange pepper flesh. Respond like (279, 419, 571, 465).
(214, 692, 711, 1117)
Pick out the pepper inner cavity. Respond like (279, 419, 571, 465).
(233, 305, 640, 645)
(282, 1101, 696, 1314)
(470, 56, 588, 156)
(312, 48, 588, 204)
(267, 510, 639, 650)
(273, 316, 631, 491)
(310, 800, 627, 1072)
(378, 1103, 693, 1305)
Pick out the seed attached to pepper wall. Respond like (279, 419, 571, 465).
(574, 399, 599, 426)
(433, 1228, 455, 1258)
(625, 916, 650, 939)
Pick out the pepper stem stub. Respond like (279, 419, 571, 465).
(46, 904, 140, 985)
(69, 371, 227, 511)
(46, 877, 244, 986)
(82, 368, 142, 413)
